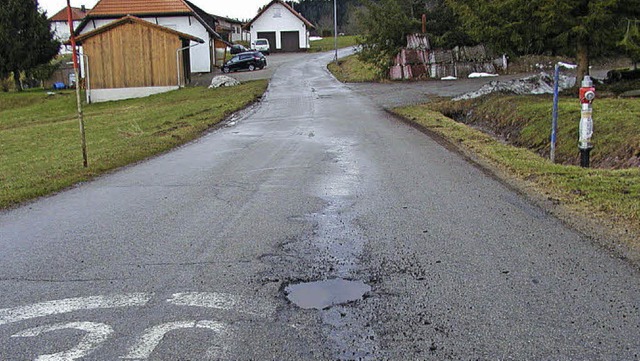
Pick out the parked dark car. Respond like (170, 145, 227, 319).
(229, 44, 248, 54)
(222, 51, 267, 73)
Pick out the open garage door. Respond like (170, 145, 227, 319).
(256, 32, 276, 52)
(280, 31, 300, 52)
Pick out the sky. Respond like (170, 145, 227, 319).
(39, 0, 268, 21)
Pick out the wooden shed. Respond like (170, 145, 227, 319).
(74, 15, 204, 103)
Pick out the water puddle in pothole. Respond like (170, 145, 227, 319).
(285, 278, 371, 310)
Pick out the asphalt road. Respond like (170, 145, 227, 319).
(1, 51, 639, 360)
(190, 52, 318, 86)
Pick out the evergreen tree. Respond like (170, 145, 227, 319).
(357, 0, 417, 76)
(424, 0, 473, 49)
(619, 19, 640, 68)
(446, 0, 545, 56)
(0, 0, 59, 91)
(448, 0, 640, 81)
(287, 0, 360, 35)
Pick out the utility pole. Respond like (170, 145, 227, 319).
(66, 0, 88, 168)
(334, 0, 338, 64)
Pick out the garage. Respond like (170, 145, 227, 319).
(245, 1, 315, 52)
(257, 31, 276, 52)
(280, 31, 300, 52)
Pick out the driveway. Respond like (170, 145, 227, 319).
(190, 52, 315, 86)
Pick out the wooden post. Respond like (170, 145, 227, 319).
(66, 0, 88, 168)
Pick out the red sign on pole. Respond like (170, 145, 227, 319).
(65, 0, 79, 72)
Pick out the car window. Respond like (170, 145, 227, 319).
(256, 40, 267, 45)
(240, 54, 250, 60)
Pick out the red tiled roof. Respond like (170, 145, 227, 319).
(49, 7, 89, 22)
(88, 0, 192, 17)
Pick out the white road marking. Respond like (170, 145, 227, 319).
(121, 320, 225, 360)
(11, 321, 113, 361)
(166, 292, 275, 318)
(0, 292, 273, 359)
(0, 293, 152, 326)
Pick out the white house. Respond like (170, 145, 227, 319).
(75, 0, 229, 73)
(244, 0, 315, 52)
(48, 6, 89, 54)
(213, 15, 250, 43)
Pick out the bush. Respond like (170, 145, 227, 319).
(0, 76, 14, 92)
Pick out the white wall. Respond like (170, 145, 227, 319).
(249, 3, 310, 50)
(229, 24, 249, 43)
(51, 20, 83, 54)
(89, 86, 179, 103)
(80, 16, 212, 73)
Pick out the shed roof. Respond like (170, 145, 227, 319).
(73, 15, 205, 45)
(49, 7, 89, 22)
(244, 0, 315, 30)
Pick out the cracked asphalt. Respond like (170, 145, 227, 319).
(0, 50, 639, 360)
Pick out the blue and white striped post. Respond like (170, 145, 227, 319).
(550, 62, 577, 163)
(550, 64, 560, 163)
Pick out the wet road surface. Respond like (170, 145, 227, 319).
(1, 50, 639, 360)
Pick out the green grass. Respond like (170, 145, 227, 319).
(309, 35, 359, 52)
(0, 81, 268, 209)
(328, 54, 379, 83)
(393, 104, 640, 253)
(429, 95, 640, 169)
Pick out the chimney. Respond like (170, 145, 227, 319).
(81, 5, 86, 12)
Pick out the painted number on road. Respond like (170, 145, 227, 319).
(0, 292, 274, 360)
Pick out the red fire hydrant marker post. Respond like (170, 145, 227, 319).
(578, 76, 596, 168)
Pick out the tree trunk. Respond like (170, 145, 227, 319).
(12, 71, 22, 92)
(576, 40, 590, 84)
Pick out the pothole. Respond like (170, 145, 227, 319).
(285, 278, 371, 310)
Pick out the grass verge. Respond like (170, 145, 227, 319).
(0, 80, 268, 209)
(328, 54, 379, 83)
(393, 105, 640, 261)
(309, 35, 359, 52)
(429, 94, 640, 169)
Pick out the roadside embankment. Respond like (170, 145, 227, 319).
(328, 54, 379, 83)
(429, 94, 640, 169)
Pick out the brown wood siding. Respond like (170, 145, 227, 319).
(83, 22, 182, 89)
